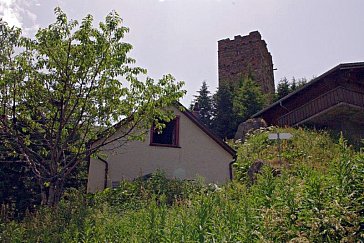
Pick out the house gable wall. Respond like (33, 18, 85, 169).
(87, 107, 234, 193)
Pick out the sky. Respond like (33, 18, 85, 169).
(1, 0, 364, 106)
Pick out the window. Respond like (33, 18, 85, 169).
(150, 117, 180, 147)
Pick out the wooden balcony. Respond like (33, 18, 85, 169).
(277, 87, 364, 126)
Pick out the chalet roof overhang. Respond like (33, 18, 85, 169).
(296, 102, 364, 127)
(252, 62, 364, 120)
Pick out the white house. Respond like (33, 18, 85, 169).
(87, 105, 236, 193)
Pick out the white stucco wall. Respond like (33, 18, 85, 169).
(87, 107, 234, 193)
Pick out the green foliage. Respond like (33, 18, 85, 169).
(211, 83, 236, 139)
(232, 76, 266, 123)
(1, 19, 363, 240)
(0, 8, 185, 206)
(0, 163, 40, 221)
(94, 171, 205, 211)
(276, 77, 290, 100)
(234, 128, 363, 241)
(1, 139, 363, 242)
(275, 77, 307, 101)
(191, 81, 213, 128)
(210, 77, 267, 139)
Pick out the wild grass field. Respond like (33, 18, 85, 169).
(1, 128, 363, 242)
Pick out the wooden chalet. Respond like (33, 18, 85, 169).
(252, 62, 364, 143)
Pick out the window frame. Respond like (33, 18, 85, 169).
(150, 116, 180, 148)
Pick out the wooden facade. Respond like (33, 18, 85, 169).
(253, 62, 364, 143)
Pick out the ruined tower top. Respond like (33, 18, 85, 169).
(218, 31, 275, 97)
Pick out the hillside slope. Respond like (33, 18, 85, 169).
(1, 128, 363, 242)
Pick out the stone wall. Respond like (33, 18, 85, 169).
(218, 31, 275, 96)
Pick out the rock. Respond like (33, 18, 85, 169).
(247, 160, 265, 184)
(247, 159, 283, 185)
(234, 118, 267, 141)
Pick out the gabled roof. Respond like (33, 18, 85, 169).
(176, 102, 236, 157)
(93, 102, 236, 157)
(252, 62, 364, 118)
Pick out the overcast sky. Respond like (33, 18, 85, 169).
(1, 0, 364, 105)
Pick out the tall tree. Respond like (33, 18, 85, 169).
(294, 77, 307, 90)
(191, 81, 213, 128)
(0, 9, 185, 206)
(0, 23, 41, 216)
(275, 77, 307, 101)
(232, 77, 266, 124)
(275, 77, 290, 101)
(211, 83, 235, 139)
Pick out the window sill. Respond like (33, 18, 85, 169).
(149, 143, 181, 148)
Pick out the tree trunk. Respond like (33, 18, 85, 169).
(39, 181, 47, 205)
(40, 178, 65, 207)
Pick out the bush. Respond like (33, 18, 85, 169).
(1, 128, 363, 242)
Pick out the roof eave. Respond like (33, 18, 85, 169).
(175, 102, 236, 157)
(252, 62, 364, 118)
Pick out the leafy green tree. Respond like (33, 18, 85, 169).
(211, 83, 235, 139)
(0, 21, 44, 217)
(232, 77, 266, 124)
(191, 81, 213, 128)
(0, 9, 185, 206)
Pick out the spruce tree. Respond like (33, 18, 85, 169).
(275, 77, 291, 101)
(192, 81, 213, 128)
(295, 77, 307, 90)
(232, 77, 266, 124)
(275, 77, 307, 101)
(211, 83, 235, 139)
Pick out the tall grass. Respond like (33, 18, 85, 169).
(1, 128, 363, 242)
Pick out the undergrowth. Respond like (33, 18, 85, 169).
(1, 128, 363, 242)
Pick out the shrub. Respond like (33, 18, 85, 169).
(1, 128, 363, 242)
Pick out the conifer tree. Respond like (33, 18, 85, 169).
(211, 83, 235, 139)
(192, 81, 213, 128)
(275, 77, 290, 101)
(232, 77, 266, 124)
(275, 77, 307, 101)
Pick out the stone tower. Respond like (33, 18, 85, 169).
(218, 31, 275, 96)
